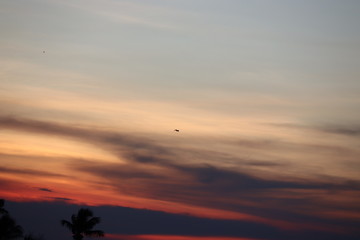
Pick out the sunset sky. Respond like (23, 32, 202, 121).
(1, 0, 360, 240)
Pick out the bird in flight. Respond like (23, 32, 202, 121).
(174, 129, 180, 132)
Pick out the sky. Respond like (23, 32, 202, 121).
(1, 0, 360, 239)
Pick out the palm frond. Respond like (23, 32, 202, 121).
(71, 214, 77, 224)
(60, 220, 73, 230)
(86, 217, 101, 229)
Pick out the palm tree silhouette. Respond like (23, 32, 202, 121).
(0, 214, 23, 240)
(61, 208, 104, 240)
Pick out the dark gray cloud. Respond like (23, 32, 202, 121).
(71, 160, 165, 180)
(2, 115, 360, 238)
(0, 116, 289, 169)
(72, 158, 360, 231)
(46, 197, 72, 201)
(0, 166, 66, 178)
(321, 127, 360, 136)
(271, 122, 360, 137)
(0, 115, 173, 165)
(37, 188, 53, 192)
(1, 115, 332, 170)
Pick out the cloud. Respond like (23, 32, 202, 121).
(71, 160, 165, 181)
(56, 0, 180, 30)
(0, 166, 67, 178)
(270, 122, 360, 137)
(321, 127, 360, 136)
(1, 115, 360, 234)
(2, 115, 355, 175)
(0, 177, 27, 191)
(37, 188, 53, 192)
(72, 158, 360, 231)
(46, 197, 72, 201)
(0, 115, 170, 159)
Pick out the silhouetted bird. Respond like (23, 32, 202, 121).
(174, 129, 180, 132)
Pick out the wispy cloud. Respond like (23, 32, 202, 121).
(0, 166, 67, 178)
(37, 188, 53, 192)
(74, 159, 360, 227)
(270, 122, 360, 137)
(46, 197, 72, 201)
(0, 115, 171, 162)
(1, 115, 359, 233)
(55, 0, 183, 30)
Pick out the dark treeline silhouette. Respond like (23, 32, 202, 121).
(0, 200, 9, 215)
(61, 208, 104, 240)
(0, 199, 23, 240)
(1, 200, 104, 240)
(0, 200, 42, 240)
(0, 214, 23, 240)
